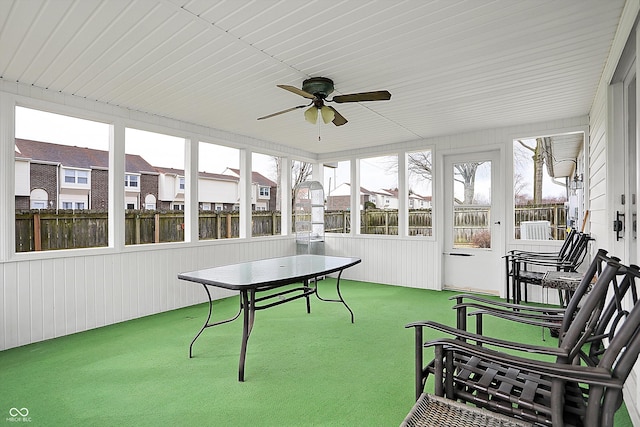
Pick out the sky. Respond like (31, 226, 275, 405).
(14, 106, 565, 199)
(15, 106, 272, 177)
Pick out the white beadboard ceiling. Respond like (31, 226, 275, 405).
(0, 0, 625, 156)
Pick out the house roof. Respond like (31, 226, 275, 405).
(154, 166, 238, 182)
(0, 1, 625, 156)
(15, 138, 155, 173)
(227, 168, 277, 187)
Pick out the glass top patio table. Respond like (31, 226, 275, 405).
(178, 254, 361, 381)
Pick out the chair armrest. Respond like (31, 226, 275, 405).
(449, 294, 566, 314)
(405, 320, 566, 357)
(423, 338, 621, 387)
(466, 307, 564, 329)
(506, 250, 560, 257)
(457, 303, 564, 322)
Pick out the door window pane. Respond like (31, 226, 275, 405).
(452, 161, 491, 248)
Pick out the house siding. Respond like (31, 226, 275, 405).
(29, 163, 58, 208)
(586, 2, 640, 424)
(140, 173, 159, 209)
(91, 168, 109, 210)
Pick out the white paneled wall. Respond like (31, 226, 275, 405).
(586, 1, 640, 424)
(0, 238, 295, 351)
(325, 235, 439, 290)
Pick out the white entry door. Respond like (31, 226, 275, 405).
(443, 150, 504, 295)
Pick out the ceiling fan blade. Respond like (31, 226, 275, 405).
(257, 104, 308, 120)
(277, 85, 315, 99)
(328, 106, 348, 126)
(331, 90, 391, 103)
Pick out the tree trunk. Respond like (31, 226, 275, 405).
(533, 138, 544, 204)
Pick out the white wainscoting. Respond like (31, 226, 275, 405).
(0, 237, 295, 351)
(325, 235, 440, 290)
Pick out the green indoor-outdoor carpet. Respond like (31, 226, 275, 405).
(0, 279, 633, 426)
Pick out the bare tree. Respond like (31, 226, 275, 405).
(401, 151, 481, 204)
(407, 151, 433, 182)
(272, 157, 313, 210)
(291, 160, 313, 199)
(517, 138, 547, 204)
(454, 162, 483, 204)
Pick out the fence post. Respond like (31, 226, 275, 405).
(34, 213, 41, 251)
(154, 213, 160, 243)
(344, 211, 348, 233)
(272, 211, 277, 236)
(215, 212, 221, 239)
(226, 213, 232, 238)
(385, 211, 389, 235)
(135, 215, 141, 245)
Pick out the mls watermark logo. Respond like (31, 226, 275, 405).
(6, 408, 31, 423)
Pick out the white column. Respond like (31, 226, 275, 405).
(280, 157, 291, 235)
(0, 93, 15, 261)
(239, 149, 252, 239)
(110, 120, 125, 250)
(184, 136, 199, 243)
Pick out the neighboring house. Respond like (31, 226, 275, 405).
(154, 166, 186, 211)
(15, 138, 260, 212)
(383, 187, 432, 209)
(369, 188, 398, 210)
(224, 168, 278, 211)
(197, 171, 239, 211)
(154, 166, 239, 211)
(326, 182, 352, 210)
(326, 182, 380, 211)
(15, 138, 158, 210)
(409, 192, 432, 209)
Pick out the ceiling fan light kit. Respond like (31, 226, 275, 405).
(258, 77, 391, 127)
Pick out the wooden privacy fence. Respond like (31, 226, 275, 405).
(355, 209, 433, 236)
(15, 210, 280, 252)
(14, 203, 567, 251)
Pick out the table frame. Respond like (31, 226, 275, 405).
(178, 255, 361, 381)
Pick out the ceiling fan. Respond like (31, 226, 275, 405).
(257, 77, 391, 126)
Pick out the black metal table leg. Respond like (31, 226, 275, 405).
(189, 284, 213, 358)
(238, 290, 250, 382)
(189, 284, 242, 358)
(315, 269, 354, 323)
(305, 279, 312, 314)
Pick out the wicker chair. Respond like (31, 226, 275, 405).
(405, 260, 640, 426)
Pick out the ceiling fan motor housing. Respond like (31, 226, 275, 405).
(302, 77, 334, 99)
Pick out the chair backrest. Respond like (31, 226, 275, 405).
(581, 265, 640, 426)
(557, 256, 639, 368)
(559, 249, 614, 337)
(559, 231, 591, 268)
(557, 227, 579, 258)
(583, 262, 639, 365)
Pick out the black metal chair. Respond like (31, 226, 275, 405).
(506, 230, 591, 304)
(406, 259, 640, 426)
(503, 228, 579, 303)
(453, 249, 613, 340)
